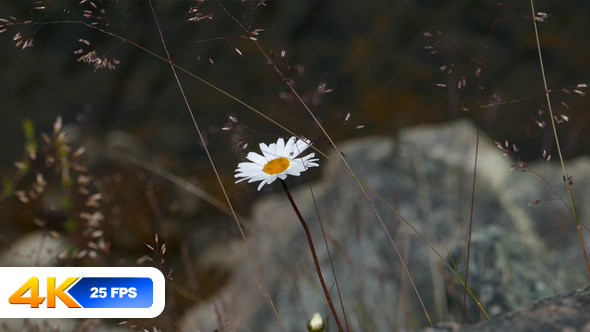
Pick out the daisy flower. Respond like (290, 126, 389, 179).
(235, 136, 319, 191)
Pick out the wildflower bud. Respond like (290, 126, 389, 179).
(535, 12, 549, 23)
(54, 116, 62, 134)
(307, 313, 325, 332)
(573, 89, 585, 96)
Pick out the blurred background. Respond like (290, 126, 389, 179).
(1, 1, 590, 165)
(0, 0, 589, 330)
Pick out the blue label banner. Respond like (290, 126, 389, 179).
(68, 277, 154, 308)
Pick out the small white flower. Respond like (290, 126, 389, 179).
(307, 313, 325, 332)
(235, 136, 319, 191)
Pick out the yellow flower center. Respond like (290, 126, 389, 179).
(263, 157, 290, 174)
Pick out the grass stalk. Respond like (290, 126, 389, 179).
(529, 0, 590, 279)
(280, 179, 344, 332)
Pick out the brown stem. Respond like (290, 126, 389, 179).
(280, 179, 344, 332)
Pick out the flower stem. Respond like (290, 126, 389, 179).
(280, 179, 344, 332)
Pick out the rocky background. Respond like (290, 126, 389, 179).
(180, 120, 590, 331)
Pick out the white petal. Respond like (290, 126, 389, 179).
(304, 161, 319, 168)
(246, 152, 268, 165)
(275, 138, 285, 155)
(260, 142, 277, 160)
(286, 162, 306, 174)
(267, 174, 278, 184)
(284, 169, 301, 177)
(305, 161, 319, 168)
(236, 163, 262, 173)
(256, 174, 278, 190)
(235, 176, 253, 183)
(303, 152, 315, 159)
(294, 138, 311, 155)
(298, 153, 319, 167)
(283, 137, 297, 157)
(248, 174, 270, 183)
(259, 142, 271, 157)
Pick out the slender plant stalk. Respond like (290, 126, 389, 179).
(304, 179, 351, 331)
(461, 4, 505, 321)
(462, 114, 480, 324)
(280, 179, 344, 332)
(529, 0, 590, 279)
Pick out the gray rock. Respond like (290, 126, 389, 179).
(181, 120, 589, 331)
(420, 286, 590, 332)
(0, 231, 67, 267)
